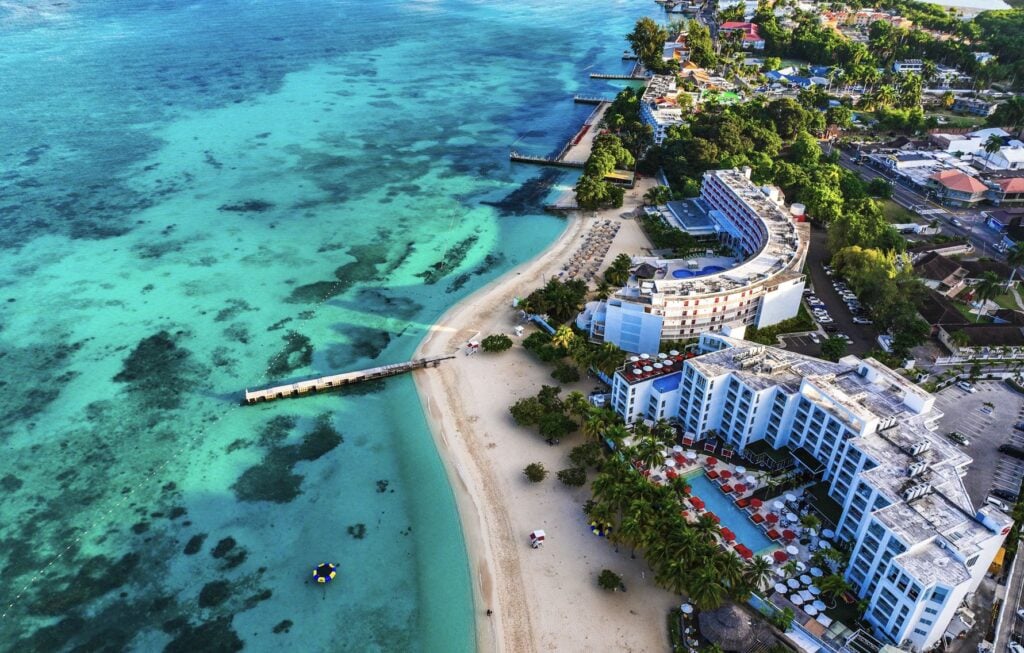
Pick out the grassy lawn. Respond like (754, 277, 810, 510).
(993, 292, 1020, 311)
(927, 111, 988, 130)
(879, 199, 924, 225)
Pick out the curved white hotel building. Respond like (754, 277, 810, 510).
(611, 334, 1011, 652)
(577, 167, 809, 353)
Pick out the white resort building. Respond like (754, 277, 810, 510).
(577, 167, 809, 353)
(611, 334, 1012, 651)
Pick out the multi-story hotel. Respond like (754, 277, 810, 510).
(577, 168, 809, 353)
(611, 334, 1011, 651)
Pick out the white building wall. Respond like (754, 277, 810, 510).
(603, 301, 664, 354)
(756, 277, 806, 328)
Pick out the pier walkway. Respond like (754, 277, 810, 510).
(243, 354, 455, 404)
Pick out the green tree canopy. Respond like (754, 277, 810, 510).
(626, 17, 669, 68)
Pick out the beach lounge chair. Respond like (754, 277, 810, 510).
(751, 513, 765, 524)
(766, 529, 781, 540)
(706, 470, 719, 480)
(720, 448, 734, 460)
(736, 498, 750, 508)
(704, 442, 716, 453)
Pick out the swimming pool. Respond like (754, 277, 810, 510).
(687, 473, 774, 554)
(671, 265, 728, 279)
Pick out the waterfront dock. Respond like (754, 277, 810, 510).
(509, 100, 609, 171)
(573, 95, 609, 105)
(589, 73, 648, 81)
(243, 354, 455, 404)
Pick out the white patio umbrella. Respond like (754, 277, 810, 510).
(787, 578, 800, 589)
(745, 475, 756, 485)
(810, 567, 824, 577)
(673, 445, 684, 455)
(735, 466, 747, 475)
(772, 501, 784, 511)
(686, 451, 697, 460)
(786, 512, 799, 523)
(791, 594, 804, 605)
(822, 529, 835, 538)
(681, 603, 694, 614)
(665, 458, 678, 468)
(800, 575, 812, 585)
(785, 493, 797, 502)
(786, 545, 799, 556)
(774, 583, 788, 594)
(809, 586, 821, 596)
(813, 600, 826, 611)
(805, 605, 819, 616)
(795, 561, 807, 572)
(818, 540, 831, 549)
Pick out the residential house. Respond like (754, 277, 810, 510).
(983, 208, 1024, 232)
(893, 59, 923, 74)
(984, 145, 1024, 172)
(907, 240, 974, 261)
(719, 22, 765, 49)
(913, 252, 969, 297)
(986, 175, 1024, 207)
(951, 97, 997, 117)
(917, 289, 970, 335)
(936, 323, 1024, 360)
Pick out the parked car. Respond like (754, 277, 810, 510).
(810, 333, 820, 344)
(947, 431, 969, 446)
(817, 316, 834, 324)
(852, 317, 873, 325)
(991, 497, 1013, 513)
(956, 381, 976, 393)
(950, 218, 962, 228)
(823, 325, 838, 333)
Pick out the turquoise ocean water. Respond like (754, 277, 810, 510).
(0, 1, 644, 650)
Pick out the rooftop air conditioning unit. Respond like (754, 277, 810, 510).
(908, 461, 929, 477)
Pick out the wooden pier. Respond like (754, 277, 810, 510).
(573, 95, 608, 105)
(509, 152, 586, 169)
(242, 354, 455, 404)
(589, 73, 648, 81)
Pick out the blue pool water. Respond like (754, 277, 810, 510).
(671, 265, 728, 279)
(687, 473, 774, 554)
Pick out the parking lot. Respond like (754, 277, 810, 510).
(934, 380, 1024, 508)
(802, 228, 878, 357)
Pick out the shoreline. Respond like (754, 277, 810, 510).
(413, 211, 590, 652)
(413, 176, 675, 652)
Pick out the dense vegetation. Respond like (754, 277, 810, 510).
(574, 134, 634, 210)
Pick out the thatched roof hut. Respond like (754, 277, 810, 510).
(633, 263, 659, 279)
(698, 603, 756, 652)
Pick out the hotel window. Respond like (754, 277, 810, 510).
(913, 628, 927, 637)
(929, 587, 949, 604)
(924, 607, 938, 616)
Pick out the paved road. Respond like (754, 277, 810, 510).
(827, 145, 1008, 260)
(996, 556, 1024, 653)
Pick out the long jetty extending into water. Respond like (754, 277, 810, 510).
(242, 354, 455, 404)
(588, 73, 648, 81)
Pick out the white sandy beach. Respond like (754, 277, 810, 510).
(413, 177, 680, 652)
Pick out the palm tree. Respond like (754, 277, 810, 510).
(551, 324, 577, 350)
(693, 514, 721, 543)
(689, 565, 726, 610)
(592, 342, 626, 377)
(949, 329, 970, 349)
(637, 433, 664, 471)
(583, 412, 610, 443)
(973, 271, 1003, 321)
(669, 476, 691, 502)
(594, 279, 612, 300)
(745, 556, 774, 593)
(984, 133, 1004, 169)
(716, 552, 748, 597)
(1006, 242, 1024, 284)
(604, 424, 630, 450)
(563, 391, 590, 420)
(799, 514, 822, 532)
(817, 573, 852, 602)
